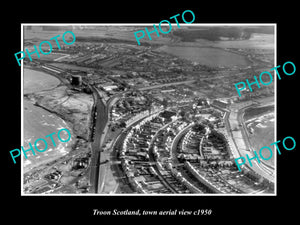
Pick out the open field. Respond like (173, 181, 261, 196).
(32, 86, 94, 140)
(244, 105, 274, 121)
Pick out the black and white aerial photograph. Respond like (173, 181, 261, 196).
(22, 24, 276, 195)
(4, 2, 300, 224)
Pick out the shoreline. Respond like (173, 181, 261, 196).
(240, 104, 275, 171)
(228, 99, 275, 183)
(23, 68, 75, 174)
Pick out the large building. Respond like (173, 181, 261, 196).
(71, 75, 82, 86)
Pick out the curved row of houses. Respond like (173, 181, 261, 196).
(115, 104, 272, 194)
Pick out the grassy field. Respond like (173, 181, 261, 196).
(48, 62, 92, 72)
(24, 51, 68, 61)
(244, 105, 274, 121)
(32, 85, 94, 140)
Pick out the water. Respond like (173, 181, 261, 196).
(24, 68, 60, 94)
(23, 69, 72, 172)
(244, 106, 275, 167)
(158, 46, 250, 67)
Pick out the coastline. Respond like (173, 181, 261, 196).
(23, 69, 75, 173)
(23, 67, 96, 194)
(228, 99, 275, 183)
